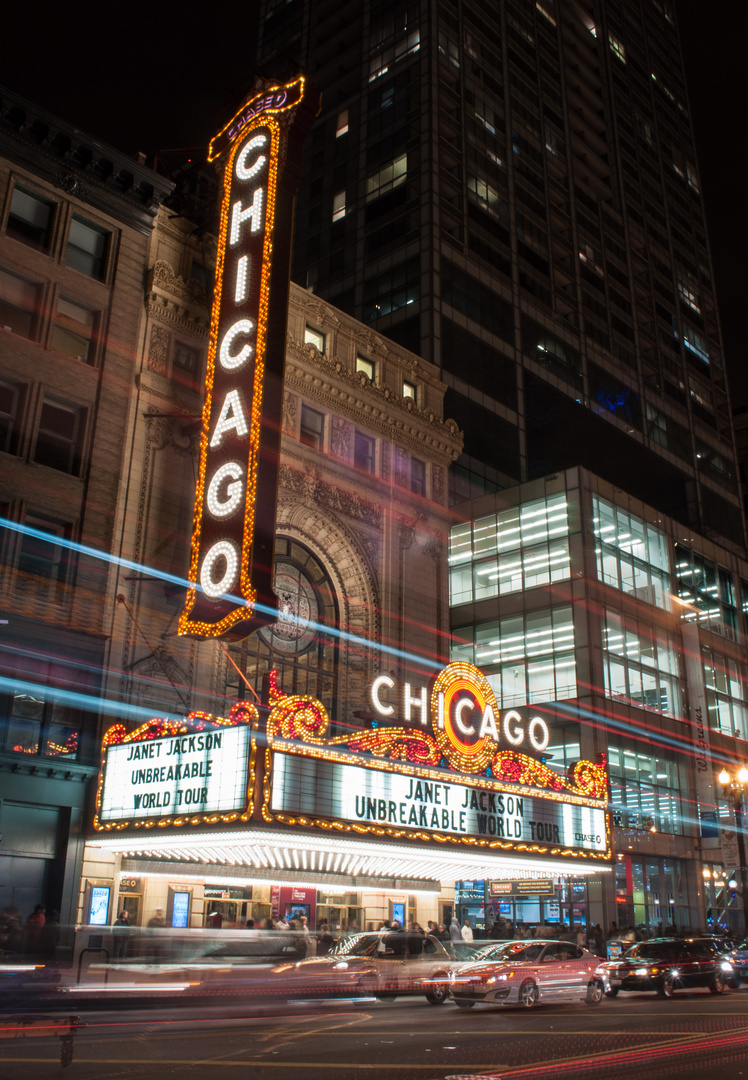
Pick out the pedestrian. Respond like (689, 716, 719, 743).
(39, 909, 60, 962)
(0, 906, 23, 953)
(148, 908, 166, 928)
(318, 921, 335, 954)
(450, 916, 462, 942)
(245, 919, 255, 929)
(26, 904, 46, 955)
(113, 910, 131, 960)
(461, 918, 474, 943)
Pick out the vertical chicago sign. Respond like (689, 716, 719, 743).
(180, 78, 319, 640)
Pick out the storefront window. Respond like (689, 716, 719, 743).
(449, 492, 571, 606)
(702, 863, 742, 935)
(614, 856, 693, 935)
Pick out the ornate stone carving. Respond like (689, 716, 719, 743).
(283, 391, 297, 434)
(394, 447, 408, 488)
(381, 440, 391, 481)
(149, 260, 208, 307)
(278, 463, 382, 528)
(148, 326, 170, 376)
(331, 416, 352, 461)
(432, 464, 445, 505)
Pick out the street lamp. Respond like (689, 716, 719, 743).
(717, 767, 748, 935)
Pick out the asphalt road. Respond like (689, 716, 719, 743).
(2, 988, 748, 1079)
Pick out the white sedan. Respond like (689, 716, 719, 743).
(450, 939, 609, 1009)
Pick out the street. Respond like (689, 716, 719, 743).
(3, 988, 748, 1079)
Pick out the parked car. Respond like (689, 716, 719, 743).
(603, 937, 736, 997)
(730, 937, 748, 982)
(449, 938, 609, 1009)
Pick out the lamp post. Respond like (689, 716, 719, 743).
(717, 767, 748, 935)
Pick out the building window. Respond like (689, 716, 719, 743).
(300, 404, 324, 449)
(49, 296, 96, 362)
(336, 110, 349, 137)
(65, 215, 110, 280)
(369, 29, 420, 80)
(602, 607, 682, 717)
(362, 257, 420, 322)
(6, 184, 55, 251)
(0, 377, 23, 454)
(16, 512, 70, 588)
(33, 399, 83, 475)
(173, 341, 201, 374)
(674, 543, 738, 640)
(608, 32, 626, 62)
(592, 495, 671, 609)
(608, 748, 685, 834)
(678, 280, 701, 314)
(682, 325, 709, 364)
(354, 430, 375, 474)
(2, 680, 79, 760)
(449, 493, 571, 606)
(452, 606, 577, 707)
(702, 645, 748, 739)
(411, 457, 426, 496)
(0, 267, 39, 338)
(332, 190, 346, 222)
(467, 176, 502, 216)
(304, 325, 325, 353)
(366, 154, 407, 202)
(356, 356, 375, 381)
(402, 379, 417, 401)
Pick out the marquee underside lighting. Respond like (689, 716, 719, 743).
(88, 829, 610, 882)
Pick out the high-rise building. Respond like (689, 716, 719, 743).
(255, 0, 743, 549)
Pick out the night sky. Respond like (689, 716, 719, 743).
(3, 2, 745, 403)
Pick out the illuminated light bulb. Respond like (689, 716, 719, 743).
(719, 769, 731, 786)
(219, 319, 255, 370)
(230, 188, 265, 244)
(235, 255, 249, 303)
(738, 768, 748, 784)
(235, 134, 268, 181)
(210, 389, 249, 448)
(200, 540, 239, 598)
(206, 462, 244, 518)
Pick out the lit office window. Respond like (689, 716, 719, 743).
(356, 356, 375, 381)
(674, 543, 738, 640)
(449, 494, 571, 605)
(452, 606, 576, 707)
(304, 325, 325, 353)
(601, 607, 682, 717)
(608, 32, 626, 62)
(332, 190, 346, 222)
(592, 495, 671, 609)
(608, 748, 684, 834)
(366, 155, 407, 201)
(336, 109, 349, 137)
(702, 645, 748, 739)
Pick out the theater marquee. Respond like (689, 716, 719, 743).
(179, 77, 319, 640)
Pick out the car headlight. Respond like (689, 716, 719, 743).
(333, 961, 349, 970)
(486, 974, 509, 985)
(721, 962, 734, 971)
(634, 967, 650, 976)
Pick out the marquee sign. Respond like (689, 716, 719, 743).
(262, 662, 612, 863)
(94, 662, 611, 866)
(93, 702, 259, 830)
(179, 76, 319, 640)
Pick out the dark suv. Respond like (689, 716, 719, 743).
(603, 937, 735, 998)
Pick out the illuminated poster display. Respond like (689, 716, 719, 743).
(180, 77, 319, 640)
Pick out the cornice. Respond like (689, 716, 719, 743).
(285, 339, 463, 463)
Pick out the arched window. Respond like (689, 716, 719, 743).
(241, 538, 339, 715)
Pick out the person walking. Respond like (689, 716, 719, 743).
(461, 918, 474, 943)
(113, 910, 131, 960)
(26, 905, 46, 955)
(450, 916, 462, 942)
